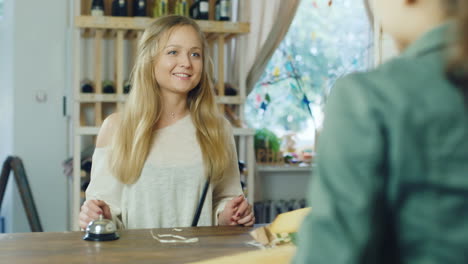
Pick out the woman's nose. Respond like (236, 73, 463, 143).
(179, 54, 192, 68)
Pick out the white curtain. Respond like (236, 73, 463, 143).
(230, 0, 300, 94)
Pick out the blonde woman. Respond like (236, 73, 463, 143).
(79, 15, 254, 230)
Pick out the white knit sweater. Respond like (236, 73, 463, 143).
(85, 115, 243, 229)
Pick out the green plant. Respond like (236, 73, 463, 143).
(254, 128, 281, 152)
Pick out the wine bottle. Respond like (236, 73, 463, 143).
(160, 0, 168, 16)
(173, 0, 180, 15)
(190, 1, 199, 19)
(133, 0, 147, 17)
(198, 0, 209, 20)
(81, 79, 94, 93)
(153, 0, 168, 18)
(91, 0, 105, 16)
(152, 0, 160, 17)
(112, 0, 128, 16)
(219, 0, 230, 21)
(81, 159, 92, 174)
(181, 0, 189, 16)
(215, 0, 220, 21)
(81, 83, 94, 93)
(102, 80, 115, 94)
(123, 80, 131, 94)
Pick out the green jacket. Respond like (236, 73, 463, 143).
(293, 23, 468, 264)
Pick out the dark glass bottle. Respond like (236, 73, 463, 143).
(81, 80, 94, 93)
(153, 0, 168, 17)
(198, 0, 209, 20)
(181, 0, 189, 17)
(190, 1, 199, 19)
(123, 80, 131, 94)
(81, 83, 94, 93)
(102, 81, 115, 94)
(91, 0, 105, 16)
(215, 0, 220, 21)
(112, 0, 128, 16)
(133, 0, 147, 17)
(219, 0, 230, 21)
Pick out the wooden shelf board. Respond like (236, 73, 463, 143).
(78, 126, 254, 136)
(78, 93, 128, 102)
(78, 94, 241, 104)
(75, 16, 250, 34)
(257, 164, 315, 172)
(215, 96, 242, 104)
(232, 128, 255, 136)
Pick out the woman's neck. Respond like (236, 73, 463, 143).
(156, 93, 189, 129)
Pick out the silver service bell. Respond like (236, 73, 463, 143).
(83, 214, 119, 241)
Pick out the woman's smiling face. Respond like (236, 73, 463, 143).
(154, 25, 203, 96)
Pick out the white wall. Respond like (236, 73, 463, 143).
(0, 0, 70, 232)
(0, 0, 15, 233)
(257, 169, 311, 201)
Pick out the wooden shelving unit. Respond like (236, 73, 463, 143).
(75, 15, 250, 33)
(77, 93, 243, 104)
(71, 0, 255, 230)
(257, 164, 315, 173)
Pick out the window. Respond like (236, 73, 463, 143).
(245, 0, 373, 153)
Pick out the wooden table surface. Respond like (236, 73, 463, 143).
(0, 226, 260, 264)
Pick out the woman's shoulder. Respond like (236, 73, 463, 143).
(96, 113, 121, 148)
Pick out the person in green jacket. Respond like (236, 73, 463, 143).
(293, 0, 468, 263)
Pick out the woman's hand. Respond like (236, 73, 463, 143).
(218, 195, 255, 226)
(79, 200, 112, 230)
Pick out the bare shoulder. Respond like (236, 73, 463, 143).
(96, 113, 121, 148)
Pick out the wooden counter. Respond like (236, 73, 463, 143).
(0, 226, 259, 264)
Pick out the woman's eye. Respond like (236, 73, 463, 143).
(191, 52, 201, 57)
(167, 50, 177, 55)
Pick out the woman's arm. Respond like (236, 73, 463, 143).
(213, 119, 254, 226)
(80, 113, 125, 229)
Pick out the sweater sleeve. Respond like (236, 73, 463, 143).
(212, 120, 244, 225)
(85, 147, 125, 229)
(293, 74, 386, 263)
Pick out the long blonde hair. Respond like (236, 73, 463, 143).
(109, 15, 231, 184)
